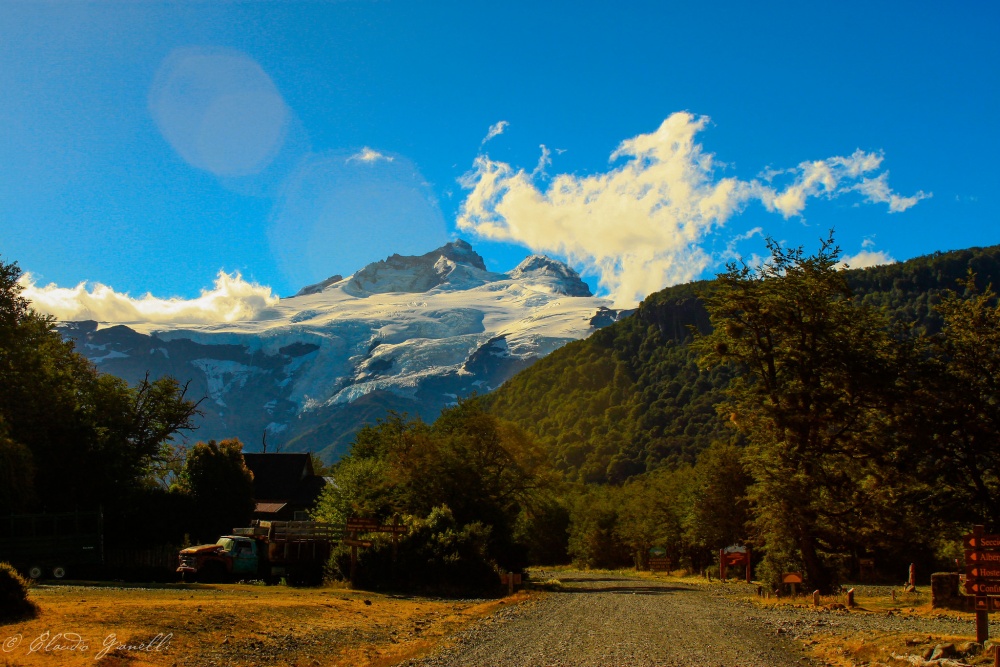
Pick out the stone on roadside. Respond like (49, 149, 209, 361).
(929, 643, 955, 661)
(955, 641, 981, 657)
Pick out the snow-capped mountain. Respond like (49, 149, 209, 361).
(58, 241, 631, 461)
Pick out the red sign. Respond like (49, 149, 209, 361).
(967, 550, 1000, 563)
(964, 533, 1000, 550)
(966, 580, 1000, 595)
(972, 597, 1000, 611)
(968, 566, 1000, 579)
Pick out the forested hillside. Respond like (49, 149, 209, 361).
(489, 244, 1000, 484)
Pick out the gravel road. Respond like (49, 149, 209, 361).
(401, 571, 816, 667)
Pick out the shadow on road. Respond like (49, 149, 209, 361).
(556, 584, 692, 595)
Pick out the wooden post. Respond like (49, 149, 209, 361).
(977, 607, 990, 644)
(974, 525, 989, 644)
(391, 515, 400, 562)
(993, 643, 999, 667)
(813, 590, 820, 606)
(909, 563, 916, 588)
(719, 549, 725, 581)
(508, 573, 514, 596)
(349, 530, 358, 586)
(847, 587, 855, 607)
(746, 546, 752, 583)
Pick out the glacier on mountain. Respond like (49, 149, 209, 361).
(58, 240, 628, 461)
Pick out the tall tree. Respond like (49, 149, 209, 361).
(908, 275, 1000, 530)
(0, 255, 200, 517)
(694, 235, 902, 591)
(179, 438, 255, 541)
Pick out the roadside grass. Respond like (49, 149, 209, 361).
(0, 581, 531, 667)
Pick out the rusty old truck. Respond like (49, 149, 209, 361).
(177, 520, 341, 585)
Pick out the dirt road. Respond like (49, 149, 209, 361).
(402, 571, 814, 667)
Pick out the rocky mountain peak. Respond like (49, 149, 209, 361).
(507, 255, 593, 297)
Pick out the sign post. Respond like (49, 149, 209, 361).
(719, 545, 752, 583)
(964, 524, 1000, 644)
(500, 571, 522, 595)
(649, 546, 670, 572)
(781, 572, 803, 597)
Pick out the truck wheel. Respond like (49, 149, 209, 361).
(52, 566, 67, 579)
(27, 565, 44, 580)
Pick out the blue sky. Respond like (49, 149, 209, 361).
(3, 1, 998, 312)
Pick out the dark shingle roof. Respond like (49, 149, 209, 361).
(242, 453, 314, 501)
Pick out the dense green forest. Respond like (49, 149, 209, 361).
(475, 239, 1000, 589)
(488, 243, 1000, 485)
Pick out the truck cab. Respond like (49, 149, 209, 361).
(177, 536, 262, 582)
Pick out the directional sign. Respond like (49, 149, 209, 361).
(965, 580, 1000, 595)
(346, 518, 381, 531)
(649, 557, 671, 572)
(967, 550, 1000, 563)
(342, 538, 373, 548)
(374, 524, 408, 534)
(964, 533, 1000, 550)
(968, 566, 1000, 579)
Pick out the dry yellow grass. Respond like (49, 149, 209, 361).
(0, 582, 528, 667)
(745, 588, 990, 666)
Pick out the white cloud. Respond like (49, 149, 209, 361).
(347, 147, 394, 164)
(457, 112, 928, 306)
(837, 249, 896, 269)
(851, 172, 931, 212)
(482, 120, 509, 145)
(20, 271, 279, 324)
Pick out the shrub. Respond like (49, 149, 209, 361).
(0, 561, 36, 621)
(330, 506, 502, 596)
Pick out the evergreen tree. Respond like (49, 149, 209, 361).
(694, 235, 902, 591)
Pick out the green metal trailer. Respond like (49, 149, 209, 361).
(0, 511, 104, 579)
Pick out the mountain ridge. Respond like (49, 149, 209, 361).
(58, 240, 620, 460)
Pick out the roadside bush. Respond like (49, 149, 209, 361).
(330, 506, 502, 596)
(0, 561, 36, 621)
